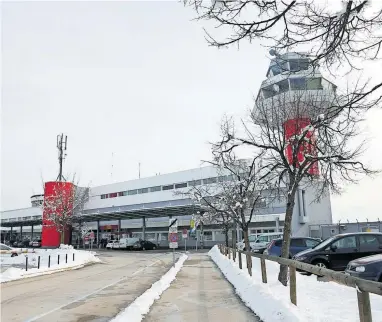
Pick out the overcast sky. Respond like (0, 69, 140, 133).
(1, 1, 382, 222)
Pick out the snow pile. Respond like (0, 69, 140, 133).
(110, 254, 188, 322)
(0, 248, 100, 283)
(209, 246, 382, 322)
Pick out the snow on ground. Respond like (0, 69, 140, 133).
(0, 244, 100, 283)
(209, 246, 382, 322)
(110, 254, 188, 322)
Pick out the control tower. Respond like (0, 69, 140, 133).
(254, 52, 337, 175)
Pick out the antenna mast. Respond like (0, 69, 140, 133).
(56, 134, 67, 181)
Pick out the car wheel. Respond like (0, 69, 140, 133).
(142, 247, 146, 251)
(153, 246, 156, 250)
(313, 260, 328, 269)
(11, 253, 18, 257)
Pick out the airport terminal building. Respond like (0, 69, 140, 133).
(1, 165, 333, 247)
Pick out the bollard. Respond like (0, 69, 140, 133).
(48, 255, 51, 268)
(73, 253, 75, 261)
(238, 251, 242, 269)
(58, 254, 60, 265)
(38, 256, 40, 269)
(26, 256, 28, 271)
(65, 253, 68, 264)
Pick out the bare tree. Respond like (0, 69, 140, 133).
(183, 138, 271, 275)
(217, 87, 375, 285)
(42, 179, 89, 245)
(185, 0, 382, 106)
(187, 185, 234, 247)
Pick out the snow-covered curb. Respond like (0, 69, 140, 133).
(110, 254, 188, 322)
(1, 246, 100, 283)
(209, 245, 382, 322)
(209, 246, 302, 321)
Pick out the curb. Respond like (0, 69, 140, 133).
(0, 261, 99, 284)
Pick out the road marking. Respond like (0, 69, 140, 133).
(24, 259, 162, 322)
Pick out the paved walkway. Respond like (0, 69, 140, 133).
(144, 253, 259, 322)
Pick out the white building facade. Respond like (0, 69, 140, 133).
(0, 165, 333, 247)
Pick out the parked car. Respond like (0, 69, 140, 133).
(293, 232, 382, 271)
(265, 237, 321, 257)
(0, 243, 21, 257)
(118, 238, 140, 250)
(237, 232, 284, 253)
(345, 254, 382, 282)
(13, 240, 30, 248)
(132, 240, 158, 251)
(236, 235, 257, 251)
(31, 240, 41, 248)
(106, 240, 119, 249)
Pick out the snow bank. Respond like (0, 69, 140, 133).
(0, 247, 100, 283)
(209, 246, 382, 322)
(110, 254, 188, 322)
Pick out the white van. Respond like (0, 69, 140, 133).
(118, 238, 139, 250)
(237, 232, 284, 253)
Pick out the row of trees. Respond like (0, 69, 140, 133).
(184, 0, 382, 286)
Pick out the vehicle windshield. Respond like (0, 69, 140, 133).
(312, 236, 336, 249)
(248, 235, 257, 242)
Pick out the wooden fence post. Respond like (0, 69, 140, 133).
(289, 266, 297, 305)
(357, 289, 372, 322)
(260, 258, 267, 283)
(238, 251, 242, 269)
(247, 253, 252, 276)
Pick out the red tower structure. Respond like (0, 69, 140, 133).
(41, 181, 74, 247)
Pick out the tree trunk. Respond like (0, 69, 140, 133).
(243, 228, 252, 276)
(60, 230, 65, 245)
(224, 228, 229, 247)
(278, 190, 297, 286)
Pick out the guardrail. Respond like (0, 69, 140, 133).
(218, 245, 382, 322)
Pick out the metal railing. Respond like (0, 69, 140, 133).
(219, 245, 382, 322)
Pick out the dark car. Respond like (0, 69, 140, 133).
(31, 240, 41, 248)
(293, 232, 382, 271)
(345, 254, 382, 282)
(266, 237, 321, 257)
(132, 240, 158, 251)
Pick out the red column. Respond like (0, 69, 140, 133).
(41, 181, 74, 248)
(283, 118, 319, 176)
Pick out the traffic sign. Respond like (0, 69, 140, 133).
(169, 218, 178, 233)
(182, 229, 188, 239)
(169, 242, 178, 249)
(169, 233, 178, 242)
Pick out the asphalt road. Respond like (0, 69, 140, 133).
(1, 250, 179, 322)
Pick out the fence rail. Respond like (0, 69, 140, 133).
(219, 245, 382, 322)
